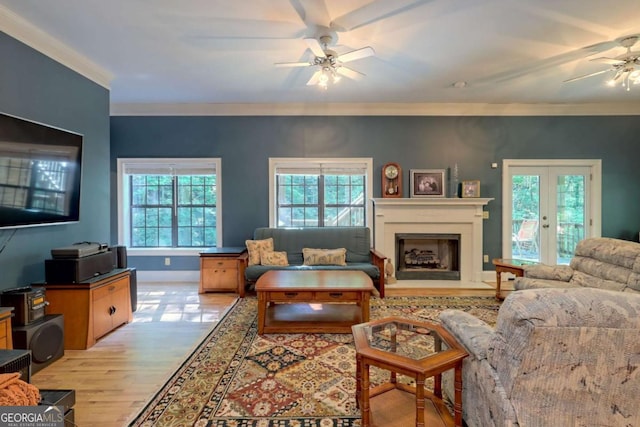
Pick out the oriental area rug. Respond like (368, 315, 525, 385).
(129, 296, 500, 427)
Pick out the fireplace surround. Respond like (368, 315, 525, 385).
(372, 198, 492, 283)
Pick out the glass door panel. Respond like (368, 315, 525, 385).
(511, 174, 541, 261)
(554, 172, 587, 264)
(508, 165, 591, 265)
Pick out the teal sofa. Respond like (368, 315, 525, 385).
(243, 227, 387, 297)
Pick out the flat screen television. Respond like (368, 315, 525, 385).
(0, 113, 83, 229)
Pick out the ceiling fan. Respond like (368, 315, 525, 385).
(564, 36, 640, 90)
(274, 34, 375, 88)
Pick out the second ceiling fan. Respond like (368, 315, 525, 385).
(565, 36, 640, 90)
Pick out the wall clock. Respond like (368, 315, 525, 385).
(382, 162, 402, 198)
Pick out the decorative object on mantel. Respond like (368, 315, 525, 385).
(381, 162, 402, 198)
(461, 180, 481, 198)
(451, 163, 460, 197)
(409, 169, 446, 198)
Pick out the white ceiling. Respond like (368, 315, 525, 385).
(2, 0, 640, 111)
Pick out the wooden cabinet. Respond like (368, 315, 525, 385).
(0, 308, 13, 349)
(92, 275, 131, 340)
(44, 269, 133, 350)
(199, 247, 247, 297)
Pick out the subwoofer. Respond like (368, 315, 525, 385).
(12, 314, 64, 374)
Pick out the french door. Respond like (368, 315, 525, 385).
(502, 160, 601, 265)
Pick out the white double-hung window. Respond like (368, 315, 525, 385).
(269, 158, 373, 228)
(117, 158, 221, 251)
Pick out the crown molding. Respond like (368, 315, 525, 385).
(0, 5, 112, 89)
(110, 102, 640, 116)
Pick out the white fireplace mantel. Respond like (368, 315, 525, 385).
(371, 198, 493, 283)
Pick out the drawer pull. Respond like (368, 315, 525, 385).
(284, 292, 298, 298)
(329, 292, 343, 298)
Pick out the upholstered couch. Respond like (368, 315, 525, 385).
(243, 227, 386, 296)
(438, 287, 640, 427)
(514, 237, 640, 294)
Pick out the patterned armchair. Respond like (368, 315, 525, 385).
(515, 237, 640, 294)
(438, 287, 640, 427)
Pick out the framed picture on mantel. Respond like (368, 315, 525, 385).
(410, 169, 446, 198)
(461, 180, 481, 198)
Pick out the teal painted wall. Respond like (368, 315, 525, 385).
(110, 115, 640, 272)
(0, 32, 111, 289)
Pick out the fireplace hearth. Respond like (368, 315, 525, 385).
(396, 233, 460, 280)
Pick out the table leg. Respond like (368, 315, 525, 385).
(361, 362, 371, 427)
(415, 375, 425, 427)
(361, 291, 370, 322)
(257, 292, 266, 334)
(355, 354, 362, 409)
(454, 363, 463, 427)
(495, 269, 503, 300)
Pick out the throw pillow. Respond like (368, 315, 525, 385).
(245, 238, 274, 266)
(260, 250, 289, 266)
(302, 248, 347, 266)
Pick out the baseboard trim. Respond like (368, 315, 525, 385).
(137, 270, 199, 283)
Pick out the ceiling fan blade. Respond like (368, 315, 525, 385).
(611, 69, 625, 81)
(274, 61, 312, 68)
(339, 47, 375, 63)
(330, 0, 432, 31)
(336, 66, 365, 81)
(472, 39, 620, 86)
(563, 68, 611, 83)
(590, 57, 625, 65)
(304, 37, 326, 58)
(289, 0, 331, 27)
(306, 70, 323, 86)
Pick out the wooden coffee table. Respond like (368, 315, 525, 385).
(492, 258, 540, 300)
(255, 270, 374, 335)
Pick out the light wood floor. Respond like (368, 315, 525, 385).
(29, 281, 511, 427)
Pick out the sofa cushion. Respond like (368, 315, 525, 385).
(302, 248, 347, 266)
(245, 238, 274, 266)
(570, 256, 632, 284)
(523, 264, 573, 281)
(514, 277, 580, 290)
(569, 270, 626, 291)
(260, 250, 289, 266)
(574, 237, 640, 269)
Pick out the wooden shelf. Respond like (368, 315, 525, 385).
(262, 303, 363, 334)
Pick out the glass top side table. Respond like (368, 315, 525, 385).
(352, 316, 468, 427)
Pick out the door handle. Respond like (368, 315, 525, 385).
(542, 224, 549, 228)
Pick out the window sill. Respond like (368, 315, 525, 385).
(126, 248, 209, 256)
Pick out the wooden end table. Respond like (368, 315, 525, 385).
(199, 247, 247, 297)
(492, 258, 540, 300)
(352, 316, 468, 427)
(255, 270, 374, 335)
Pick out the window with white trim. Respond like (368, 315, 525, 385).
(269, 158, 373, 228)
(117, 158, 221, 249)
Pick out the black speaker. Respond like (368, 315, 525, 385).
(114, 246, 128, 269)
(12, 314, 64, 374)
(129, 267, 137, 312)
